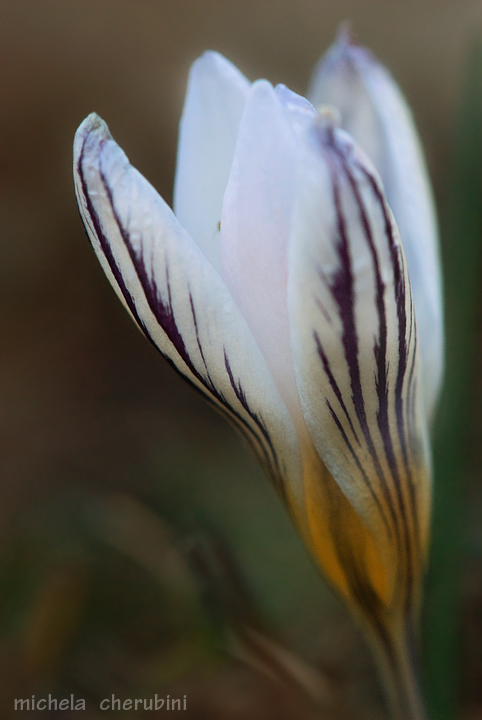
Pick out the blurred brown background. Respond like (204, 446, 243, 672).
(0, 1, 481, 718)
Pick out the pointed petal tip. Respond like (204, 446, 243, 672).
(322, 24, 375, 74)
(193, 49, 226, 70)
(76, 112, 111, 141)
(200, 49, 231, 64)
(275, 83, 317, 114)
(250, 77, 275, 98)
(74, 113, 112, 163)
(309, 30, 356, 98)
(336, 21, 355, 46)
(190, 49, 248, 86)
(335, 22, 368, 51)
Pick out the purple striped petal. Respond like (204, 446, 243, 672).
(74, 113, 302, 500)
(288, 119, 431, 611)
(309, 32, 443, 422)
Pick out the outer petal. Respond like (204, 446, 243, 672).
(309, 33, 443, 421)
(288, 120, 431, 608)
(74, 113, 302, 502)
(173, 51, 250, 272)
(220, 80, 299, 409)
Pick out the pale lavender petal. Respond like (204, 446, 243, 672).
(173, 51, 250, 272)
(275, 84, 317, 140)
(221, 80, 299, 409)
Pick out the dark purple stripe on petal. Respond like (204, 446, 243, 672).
(224, 350, 285, 496)
(314, 295, 334, 328)
(328, 159, 384, 473)
(76, 138, 235, 445)
(77, 132, 286, 493)
(358, 165, 413, 477)
(357, 163, 421, 556)
(347, 153, 420, 607)
(326, 399, 391, 536)
(339, 157, 412, 548)
(99, 161, 202, 385)
(319, 138, 401, 542)
(349, 158, 420, 600)
(77, 137, 161, 354)
(314, 330, 360, 445)
(96, 148, 225, 403)
(189, 292, 209, 374)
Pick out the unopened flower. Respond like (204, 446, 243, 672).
(74, 36, 441, 719)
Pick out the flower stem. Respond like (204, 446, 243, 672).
(370, 620, 428, 720)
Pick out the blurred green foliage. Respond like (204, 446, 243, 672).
(0, 489, 377, 719)
(425, 38, 482, 720)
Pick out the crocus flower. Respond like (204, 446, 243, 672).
(74, 36, 441, 719)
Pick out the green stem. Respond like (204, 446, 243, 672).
(371, 619, 428, 720)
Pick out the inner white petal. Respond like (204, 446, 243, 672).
(275, 84, 317, 140)
(173, 51, 250, 274)
(220, 80, 301, 413)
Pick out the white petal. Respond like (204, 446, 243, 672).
(74, 114, 304, 504)
(220, 80, 299, 409)
(274, 84, 317, 140)
(289, 120, 431, 567)
(173, 51, 250, 272)
(309, 34, 443, 421)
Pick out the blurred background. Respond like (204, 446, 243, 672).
(1, 0, 482, 718)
